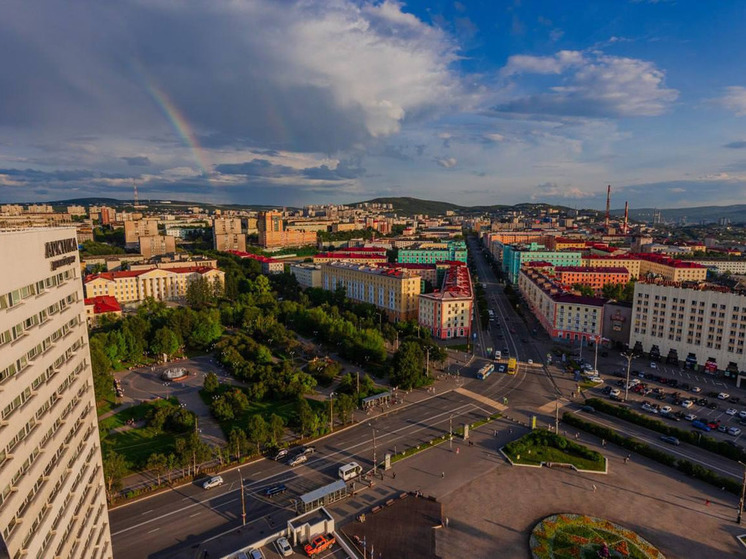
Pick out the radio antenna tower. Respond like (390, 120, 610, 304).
(133, 183, 139, 207)
(604, 185, 611, 229)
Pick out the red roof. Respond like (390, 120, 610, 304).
(555, 266, 629, 274)
(315, 252, 387, 260)
(227, 250, 278, 263)
(630, 253, 706, 269)
(84, 296, 121, 314)
(84, 266, 215, 283)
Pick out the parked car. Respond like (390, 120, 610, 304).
(691, 386, 702, 393)
(728, 427, 742, 436)
(684, 413, 697, 422)
(248, 550, 264, 559)
(718, 392, 731, 400)
(202, 476, 224, 490)
(726, 408, 738, 416)
(304, 534, 335, 556)
(681, 400, 693, 409)
(660, 405, 672, 414)
(273, 449, 289, 461)
(610, 388, 621, 397)
(718, 424, 728, 433)
(707, 420, 721, 430)
(300, 445, 316, 456)
(692, 420, 711, 432)
(275, 537, 293, 557)
(730, 397, 741, 404)
(660, 435, 680, 446)
(650, 362, 657, 369)
(739, 410, 746, 419)
(581, 405, 595, 413)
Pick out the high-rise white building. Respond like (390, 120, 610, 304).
(0, 228, 112, 559)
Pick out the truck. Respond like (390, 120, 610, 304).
(507, 358, 517, 375)
(476, 363, 494, 380)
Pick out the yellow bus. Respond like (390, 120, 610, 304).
(507, 357, 517, 375)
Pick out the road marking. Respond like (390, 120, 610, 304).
(141, 509, 153, 515)
(147, 528, 160, 534)
(189, 512, 201, 518)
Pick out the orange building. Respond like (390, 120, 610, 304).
(554, 266, 630, 295)
(258, 211, 317, 249)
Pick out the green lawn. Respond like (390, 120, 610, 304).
(98, 398, 179, 432)
(96, 398, 120, 417)
(504, 430, 606, 472)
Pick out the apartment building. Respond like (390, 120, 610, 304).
(257, 211, 316, 249)
(418, 263, 473, 339)
(397, 241, 467, 265)
(634, 253, 708, 282)
(212, 218, 246, 252)
(503, 244, 582, 284)
(138, 234, 176, 258)
(312, 252, 388, 265)
(518, 267, 605, 343)
(582, 255, 642, 279)
(84, 266, 224, 304)
(691, 260, 746, 275)
(554, 266, 630, 295)
(289, 263, 323, 289)
(0, 228, 112, 559)
(630, 280, 746, 377)
(321, 262, 422, 322)
(123, 219, 159, 248)
(227, 251, 285, 275)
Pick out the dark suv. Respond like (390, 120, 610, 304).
(264, 484, 287, 498)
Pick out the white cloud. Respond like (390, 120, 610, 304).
(718, 86, 746, 116)
(532, 182, 593, 199)
(436, 157, 458, 168)
(483, 133, 505, 142)
(496, 50, 678, 117)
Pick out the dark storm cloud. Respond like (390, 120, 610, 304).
(0, 168, 133, 182)
(121, 156, 151, 166)
(723, 141, 746, 149)
(215, 159, 296, 178)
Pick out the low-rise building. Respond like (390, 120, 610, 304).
(418, 263, 473, 339)
(503, 244, 582, 284)
(138, 234, 176, 258)
(690, 259, 746, 276)
(289, 263, 323, 289)
(312, 252, 388, 265)
(634, 253, 708, 282)
(582, 255, 642, 278)
(84, 266, 224, 304)
(227, 250, 285, 274)
(321, 262, 422, 322)
(84, 295, 122, 326)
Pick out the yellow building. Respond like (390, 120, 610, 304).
(84, 266, 224, 303)
(582, 256, 643, 279)
(321, 262, 422, 322)
(636, 254, 708, 282)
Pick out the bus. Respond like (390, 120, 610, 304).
(507, 358, 517, 375)
(338, 462, 362, 481)
(476, 363, 494, 380)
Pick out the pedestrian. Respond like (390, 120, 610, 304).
(592, 484, 597, 493)
(705, 499, 710, 506)
(392, 472, 396, 479)
(575, 432, 580, 440)
(441, 471, 445, 478)
(445, 517, 450, 528)
(601, 439, 606, 447)
(494, 429, 497, 437)
(456, 447, 460, 455)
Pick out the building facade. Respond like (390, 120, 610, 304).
(321, 262, 422, 322)
(397, 242, 467, 265)
(0, 228, 112, 559)
(138, 235, 176, 258)
(518, 267, 605, 343)
(582, 255, 642, 279)
(84, 267, 224, 304)
(635, 254, 708, 282)
(289, 263, 323, 289)
(257, 211, 317, 249)
(629, 280, 746, 376)
(212, 218, 246, 252)
(554, 266, 630, 295)
(503, 244, 582, 284)
(418, 264, 473, 339)
(123, 219, 159, 248)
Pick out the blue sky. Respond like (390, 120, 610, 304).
(1, 0, 746, 210)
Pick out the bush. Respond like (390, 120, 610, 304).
(563, 412, 740, 494)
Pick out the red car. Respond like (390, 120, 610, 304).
(304, 534, 335, 556)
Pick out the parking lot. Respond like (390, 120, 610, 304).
(586, 359, 746, 447)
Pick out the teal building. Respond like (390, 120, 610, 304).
(502, 243, 582, 283)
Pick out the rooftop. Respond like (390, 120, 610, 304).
(84, 266, 216, 283)
(555, 266, 629, 274)
(84, 295, 121, 314)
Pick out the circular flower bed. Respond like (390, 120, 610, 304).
(530, 514, 665, 559)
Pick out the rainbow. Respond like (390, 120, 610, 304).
(144, 81, 211, 177)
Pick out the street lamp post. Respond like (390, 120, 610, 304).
(593, 335, 600, 372)
(449, 414, 453, 450)
(739, 461, 746, 524)
(238, 468, 246, 526)
(329, 392, 335, 433)
(622, 351, 637, 402)
(369, 423, 377, 475)
(424, 347, 431, 378)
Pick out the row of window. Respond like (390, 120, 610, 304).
(0, 293, 78, 350)
(0, 269, 75, 313)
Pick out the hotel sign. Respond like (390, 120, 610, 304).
(45, 238, 78, 270)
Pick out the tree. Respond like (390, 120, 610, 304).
(390, 341, 425, 390)
(210, 396, 235, 422)
(146, 452, 168, 486)
(89, 335, 114, 402)
(246, 414, 269, 454)
(203, 372, 220, 393)
(296, 398, 316, 437)
(186, 275, 213, 308)
(269, 413, 285, 445)
(103, 451, 127, 502)
(572, 283, 595, 297)
(335, 393, 355, 425)
(189, 309, 223, 348)
(229, 428, 249, 461)
(150, 327, 180, 358)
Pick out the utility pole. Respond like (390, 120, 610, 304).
(425, 347, 431, 378)
(449, 414, 453, 450)
(736, 460, 746, 524)
(356, 371, 360, 395)
(622, 351, 636, 402)
(555, 399, 559, 433)
(593, 335, 599, 371)
(329, 392, 335, 433)
(370, 424, 377, 475)
(238, 468, 246, 526)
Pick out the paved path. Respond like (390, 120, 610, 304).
(454, 387, 505, 411)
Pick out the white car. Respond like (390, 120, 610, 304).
(691, 386, 702, 393)
(527, 359, 533, 365)
(202, 476, 224, 490)
(739, 410, 746, 419)
(729, 427, 742, 436)
(660, 405, 672, 414)
(718, 393, 731, 400)
(684, 413, 697, 421)
(275, 537, 293, 557)
(587, 376, 604, 384)
(650, 362, 657, 369)
(726, 408, 738, 416)
(681, 400, 693, 409)
(610, 388, 621, 397)
(289, 454, 308, 467)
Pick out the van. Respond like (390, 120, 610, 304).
(338, 462, 362, 481)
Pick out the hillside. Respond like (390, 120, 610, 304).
(611, 204, 746, 224)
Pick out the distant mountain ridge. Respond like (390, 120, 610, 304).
(610, 205, 746, 223)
